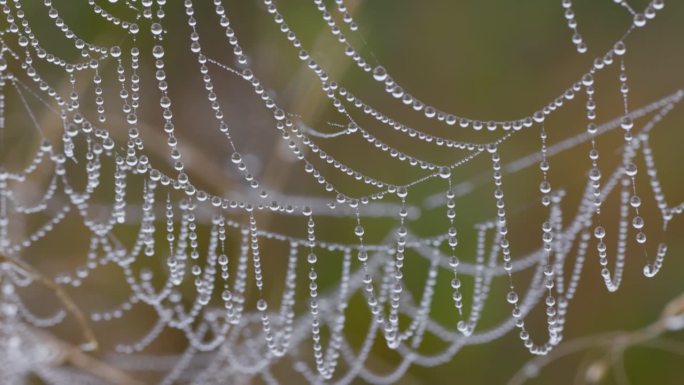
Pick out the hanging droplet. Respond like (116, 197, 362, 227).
(589, 167, 601, 181)
(373, 66, 388, 82)
(632, 216, 644, 229)
(539, 161, 550, 172)
(633, 13, 647, 27)
(624, 163, 637, 177)
(218, 254, 228, 266)
(110, 46, 122, 58)
(539, 181, 552, 194)
(152, 45, 165, 59)
(231, 152, 242, 164)
(449, 256, 459, 268)
(635, 232, 647, 244)
(593, 225, 606, 239)
(506, 291, 519, 304)
(160, 96, 171, 108)
(438, 166, 451, 179)
(151, 23, 163, 36)
(256, 299, 268, 311)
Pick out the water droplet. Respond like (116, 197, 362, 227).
(152, 45, 165, 59)
(636, 231, 647, 244)
(539, 181, 552, 194)
(594, 225, 606, 239)
(589, 167, 601, 181)
(438, 166, 451, 179)
(110, 46, 122, 58)
(624, 162, 637, 177)
(633, 13, 647, 27)
(257, 299, 268, 311)
(151, 23, 163, 35)
(507, 291, 519, 304)
(231, 152, 242, 164)
(632, 216, 644, 229)
(218, 254, 228, 266)
(373, 66, 388, 82)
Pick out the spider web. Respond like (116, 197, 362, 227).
(0, 0, 682, 384)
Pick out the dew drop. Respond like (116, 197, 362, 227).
(152, 45, 165, 59)
(636, 231, 647, 244)
(593, 225, 606, 239)
(438, 166, 451, 179)
(507, 291, 519, 304)
(373, 66, 388, 82)
(539, 181, 552, 194)
(624, 162, 637, 177)
(257, 299, 268, 311)
(632, 216, 644, 229)
(160, 96, 171, 108)
(633, 13, 647, 27)
(110, 46, 122, 58)
(151, 22, 163, 35)
(231, 152, 242, 164)
(620, 116, 633, 130)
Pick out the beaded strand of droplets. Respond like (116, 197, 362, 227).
(560, 0, 588, 54)
(307, 0, 666, 132)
